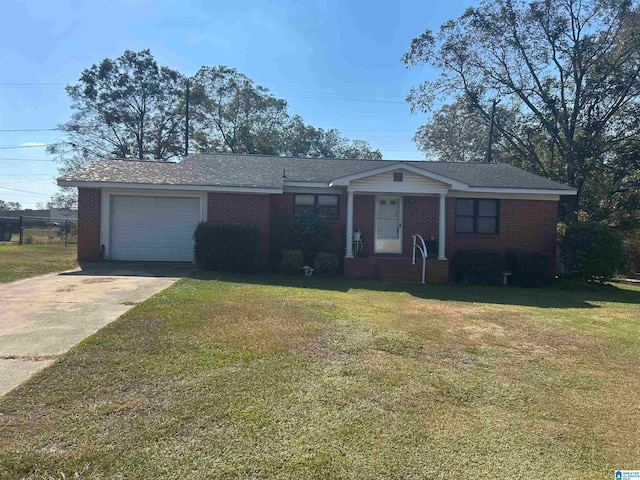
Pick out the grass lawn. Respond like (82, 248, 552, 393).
(0, 244, 78, 283)
(1, 274, 639, 479)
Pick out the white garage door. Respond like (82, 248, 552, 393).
(110, 196, 200, 261)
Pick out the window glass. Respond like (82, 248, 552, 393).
(377, 218, 399, 239)
(294, 194, 338, 219)
(455, 216, 475, 233)
(317, 195, 337, 206)
(455, 198, 499, 234)
(456, 199, 475, 216)
(295, 195, 315, 206)
(379, 199, 399, 217)
(478, 199, 498, 217)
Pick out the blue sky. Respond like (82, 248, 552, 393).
(0, 0, 474, 208)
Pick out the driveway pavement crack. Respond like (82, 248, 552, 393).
(0, 354, 59, 361)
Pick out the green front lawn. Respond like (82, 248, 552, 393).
(1, 274, 639, 478)
(0, 244, 78, 283)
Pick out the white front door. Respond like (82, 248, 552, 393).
(375, 196, 402, 253)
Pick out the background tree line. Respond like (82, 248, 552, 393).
(404, 0, 640, 246)
(49, 49, 382, 177)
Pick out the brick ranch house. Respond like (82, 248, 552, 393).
(58, 153, 577, 283)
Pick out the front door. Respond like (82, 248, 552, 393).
(375, 196, 402, 253)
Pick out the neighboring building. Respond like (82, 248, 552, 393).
(58, 153, 576, 283)
(0, 209, 78, 221)
(50, 208, 78, 221)
(0, 209, 50, 219)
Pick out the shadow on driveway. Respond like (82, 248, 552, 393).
(61, 261, 197, 278)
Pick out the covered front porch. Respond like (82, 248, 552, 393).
(332, 165, 454, 284)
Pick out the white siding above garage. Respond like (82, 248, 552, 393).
(349, 169, 449, 194)
(110, 195, 201, 262)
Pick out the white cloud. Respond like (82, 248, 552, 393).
(20, 142, 47, 147)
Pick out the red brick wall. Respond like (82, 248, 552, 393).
(350, 194, 558, 272)
(77, 188, 101, 261)
(210, 192, 554, 265)
(446, 198, 558, 274)
(207, 193, 271, 253)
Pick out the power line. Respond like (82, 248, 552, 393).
(0, 128, 60, 133)
(0, 157, 55, 162)
(0, 185, 52, 196)
(0, 144, 53, 150)
(0, 178, 56, 187)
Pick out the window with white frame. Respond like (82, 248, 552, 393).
(294, 194, 339, 219)
(455, 198, 499, 234)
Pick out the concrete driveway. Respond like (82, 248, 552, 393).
(0, 262, 193, 396)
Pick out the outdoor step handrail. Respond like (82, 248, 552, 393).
(412, 234, 428, 284)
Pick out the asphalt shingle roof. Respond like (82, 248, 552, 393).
(58, 153, 575, 192)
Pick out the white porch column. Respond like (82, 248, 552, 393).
(438, 192, 447, 260)
(345, 190, 354, 257)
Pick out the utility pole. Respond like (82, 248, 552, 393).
(485, 98, 500, 163)
(185, 78, 190, 157)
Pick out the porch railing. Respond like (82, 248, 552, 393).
(412, 233, 428, 284)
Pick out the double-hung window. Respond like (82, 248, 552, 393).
(455, 199, 499, 234)
(294, 194, 339, 219)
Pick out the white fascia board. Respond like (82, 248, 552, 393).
(347, 185, 449, 195)
(462, 187, 577, 196)
(284, 181, 329, 188)
(57, 180, 282, 194)
(329, 162, 469, 190)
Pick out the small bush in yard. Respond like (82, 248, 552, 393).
(289, 213, 332, 265)
(452, 250, 504, 285)
(560, 221, 625, 281)
(194, 222, 259, 273)
(313, 252, 339, 277)
(505, 251, 551, 287)
(280, 249, 304, 275)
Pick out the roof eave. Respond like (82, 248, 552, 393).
(57, 180, 283, 194)
(461, 186, 577, 195)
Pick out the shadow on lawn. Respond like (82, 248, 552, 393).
(190, 270, 640, 310)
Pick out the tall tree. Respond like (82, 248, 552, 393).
(284, 115, 383, 159)
(0, 200, 22, 211)
(190, 66, 289, 155)
(49, 49, 186, 171)
(403, 0, 640, 221)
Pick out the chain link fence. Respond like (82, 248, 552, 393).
(0, 216, 77, 246)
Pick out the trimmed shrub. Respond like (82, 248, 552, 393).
(269, 212, 291, 271)
(505, 251, 551, 287)
(289, 213, 332, 265)
(452, 250, 504, 285)
(194, 222, 259, 273)
(280, 249, 304, 275)
(560, 221, 625, 281)
(313, 252, 339, 277)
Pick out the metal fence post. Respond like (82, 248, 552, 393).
(19, 216, 23, 245)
